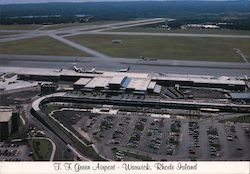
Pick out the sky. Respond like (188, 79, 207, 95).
(1, 0, 162, 5)
(0, 0, 235, 5)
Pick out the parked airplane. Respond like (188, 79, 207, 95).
(86, 68, 96, 73)
(117, 66, 130, 72)
(73, 66, 84, 73)
(73, 66, 102, 74)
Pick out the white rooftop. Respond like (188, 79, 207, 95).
(102, 72, 149, 79)
(148, 81, 157, 90)
(0, 111, 12, 122)
(126, 78, 151, 91)
(153, 76, 245, 85)
(85, 76, 112, 88)
(74, 78, 92, 86)
(109, 76, 126, 85)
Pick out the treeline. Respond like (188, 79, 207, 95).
(1, 1, 250, 30)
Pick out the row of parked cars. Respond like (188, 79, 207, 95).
(0, 149, 19, 157)
(92, 116, 115, 139)
(188, 121, 200, 157)
(127, 118, 147, 148)
(110, 117, 131, 145)
(1, 158, 21, 161)
(114, 150, 124, 161)
(147, 127, 163, 150)
(225, 123, 244, 151)
(166, 120, 181, 155)
(225, 123, 237, 141)
(207, 126, 220, 157)
(0, 143, 19, 148)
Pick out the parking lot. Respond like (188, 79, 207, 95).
(68, 108, 250, 161)
(0, 143, 32, 161)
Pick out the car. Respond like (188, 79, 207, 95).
(237, 147, 243, 151)
(194, 143, 200, 147)
(127, 142, 138, 148)
(189, 150, 195, 154)
(109, 139, 120, 144)
(210, 152, 216, 156)
(166, 149, 173, 155)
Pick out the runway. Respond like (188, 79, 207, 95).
(0, 54, 249, 76)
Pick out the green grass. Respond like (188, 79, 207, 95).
(0, 36, 88, 56)
(109, 27, 250, 35)
(0, 32, 19, 36)
(28, 139, 53, 161)
(67, 34, 250, 62)
(42, 104, 61, 114)
(0, 24, 44, 30)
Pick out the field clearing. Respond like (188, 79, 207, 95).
(0, 24, 44, 30)
(0, 36, 88, 56)
(67, 34, 250, 62)
(109, 27, 250, 35)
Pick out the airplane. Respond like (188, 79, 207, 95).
(73, 66, 85, 73)
(86, 68, 96, 73)
(54, 68, 63, 73)
(117, 66, 130, 72)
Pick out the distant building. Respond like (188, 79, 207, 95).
(0, 108, 20, 141)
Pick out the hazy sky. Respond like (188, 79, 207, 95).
(1, 0, 231, 5)
(1, 0, 167, 5)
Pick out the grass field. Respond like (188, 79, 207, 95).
(0, 36, 88, 56)
(109, 27, 250, 35)
(67, 34, 250, 62)
(29, 139, 53, 161)
(0, 32, 18, 36)
(0, 24, 44, 30)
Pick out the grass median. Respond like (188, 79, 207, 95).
(28, 139, 53, 161)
